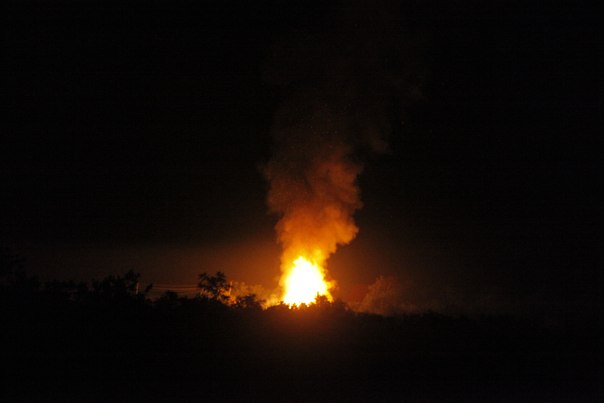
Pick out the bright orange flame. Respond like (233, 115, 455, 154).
(282, 256, 332, 306)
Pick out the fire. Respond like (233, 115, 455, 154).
(282, 256, 332, 306)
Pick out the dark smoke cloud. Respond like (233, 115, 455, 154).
(356, 275, 421, 315)
(264, 1, 423, 290)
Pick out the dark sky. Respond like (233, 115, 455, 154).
(3, 0, 602, 316)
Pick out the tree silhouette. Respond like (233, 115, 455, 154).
(155, 290, 181, 311)
(91, 270, 152, 303)
(234, 293, 264, 310)
(198, 271, 230, 303)
(43, 279, 88, 303)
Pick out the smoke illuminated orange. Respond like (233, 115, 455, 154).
(282, 256, 332, 306)
(266, 128, 363, 308)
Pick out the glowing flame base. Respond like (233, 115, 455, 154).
(282, 256, 332, 306)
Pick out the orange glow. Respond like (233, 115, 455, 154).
(282, 256, 332, 306)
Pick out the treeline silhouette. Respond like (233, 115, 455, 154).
(1, 249, 601, 402)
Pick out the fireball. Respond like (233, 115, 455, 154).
(282, 256, 332, 306)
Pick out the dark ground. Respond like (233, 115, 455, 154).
(2, 267, 602, 402)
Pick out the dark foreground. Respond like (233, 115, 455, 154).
(1, 272, 602, 402)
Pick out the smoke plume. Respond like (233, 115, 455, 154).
(265, 108, 364, 276)
(264, 1, 422, 293)
(357, 276, 418, 316)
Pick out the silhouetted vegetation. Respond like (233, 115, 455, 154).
(198, 271, 230, 303)
(1, 253, 602, 402)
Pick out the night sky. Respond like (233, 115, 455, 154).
(3, 1, 602, 316)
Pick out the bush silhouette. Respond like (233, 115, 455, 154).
(198, 271, 230, 303)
